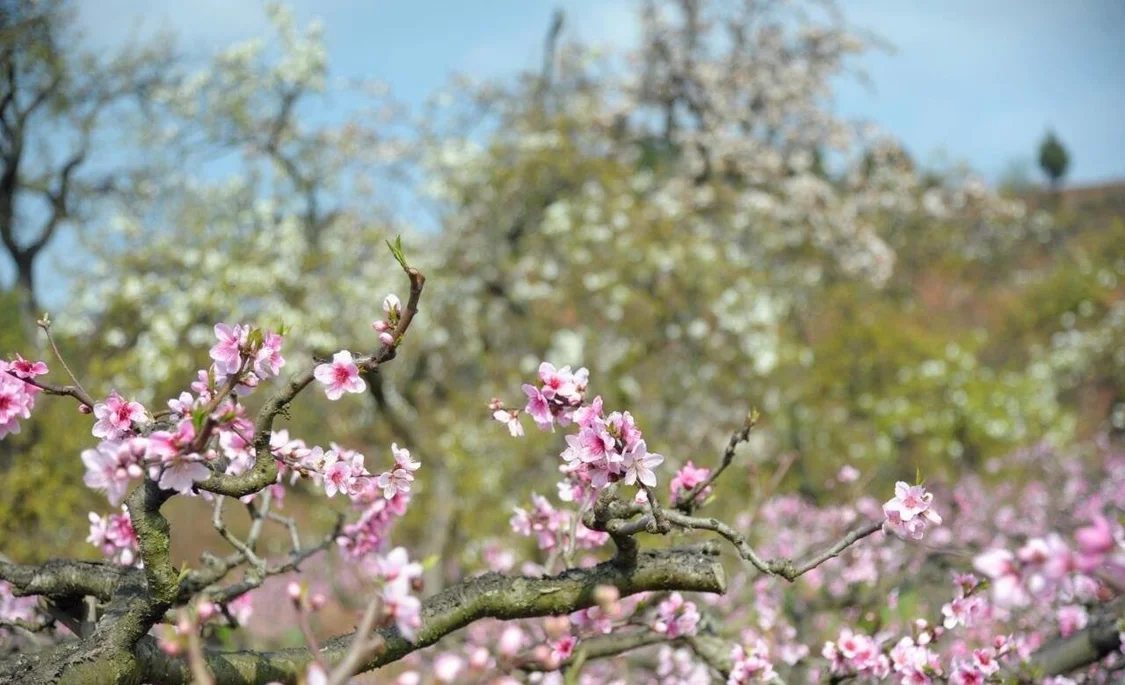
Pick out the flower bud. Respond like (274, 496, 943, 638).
(197, 600, 216, 621)
(286, 581, 303, 602)
(310, 593, 327, 610)
(372, 319, 391, 332)
(79, 404, 92, 414)
(383, 294, 401, 315)
(379, 332, 395, 347)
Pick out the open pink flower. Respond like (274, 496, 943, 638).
(623, 440, 663, 488)
(8, 355, 48, 378)
(210, 323, 247, 375)
(522, 384, 552, 429)
(314, 351, 366, 400)
(92, 392, 149, 439)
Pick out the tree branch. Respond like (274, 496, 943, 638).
(138, 544, 727, 684)
(0, 558, 123, 602)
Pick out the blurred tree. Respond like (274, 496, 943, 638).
(1038, 129, 1070, 192)
(0, 0, 174, 338)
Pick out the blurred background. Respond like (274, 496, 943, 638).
(1, 0, 1123, 649)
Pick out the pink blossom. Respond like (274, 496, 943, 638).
(433, 653, 464, 683)
(372, 547, 423, 585)
(498, 625, 526, 657)
(391, 443, 420, 472)
(158, 451, 211, 494)
(670, 461, 711, 499)
(92, 392, 148, 439)
(209, 323, 247, 375)
(652, 592, 700, 638)
(81, 440, 136, 505)
(8, 355, 48, 378)
(253, 331, 286, 379)
(1075, 514, 1115, 555)
(493, 409, 524, 437)
(522, 384, 553, 429)
(322, 460, 354, 498)
(883, 481, 942, 540)
(227, 593, 253, 625)
(572, 395, 603, 428)
(1056, 605, 1088, 637)
(0, 373, 35, 439)
(548, 634, 578, 663)
(313, 351, 366, 400)
(382, 577, 421, 641)
(87, 506, 139, 565)
(623, 440, 663, 488)
(377, 468, 414, 500)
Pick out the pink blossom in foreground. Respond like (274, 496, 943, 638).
(883, 481, 942, 540)
(8, 355, 48, 378)
(92, 392, 149, 439)
(209, 323, 247, 375)
(313, 350, 366, 400)
(87, 506, 139, 566)
(0, 368, 37, 438)
(623, 439, 664, 488)
(81, 439, 144, 505)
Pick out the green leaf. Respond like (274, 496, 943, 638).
(386, 236, 408, 269)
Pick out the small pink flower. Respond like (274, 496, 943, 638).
(377, 468, 414, 500)
(209, 323, 246, 375)
(391, 443, 420, 472)
(493, 409, 524, 437)
(92, 392, 149, 439)
(522, 384, 552, 429)
(670, 461, 711, 499)
(8, 355, 48, 378)
(313, 351, 366, 400)
(623, 440, 663, 488)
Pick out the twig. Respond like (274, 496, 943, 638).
(185, 619, 215, 685)
(607, 508, 884, 582)
(677, 409, 759, 512)
(326, 595, 386, 685)
(38, 316, 91, 403)
(4, 371, 94, 409)
(211, 497, 264, 572)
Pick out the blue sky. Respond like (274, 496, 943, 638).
(4, 1, 1124, 302)
(76, 0, 1124, 183)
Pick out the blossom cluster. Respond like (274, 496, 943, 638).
(496, 362, 667, 497)
(883, 481, 943, 540)
(371, 293, 402, 347)
(87, 506, 140, 566)
(0, 356, 47, 439)
(509, 492, 608, 553)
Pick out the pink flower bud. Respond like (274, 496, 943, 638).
(379, 332, 395, 347)
(372, 320, 391, 332)
(79, 404, 92, 414)
(287, 581, 303, 601)
(310, 593, 327, 610)
(197, 601, 216, 621)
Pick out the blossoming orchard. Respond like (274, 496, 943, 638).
(0, 245, 1121, 684)
(1, 0, 1124, 683)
